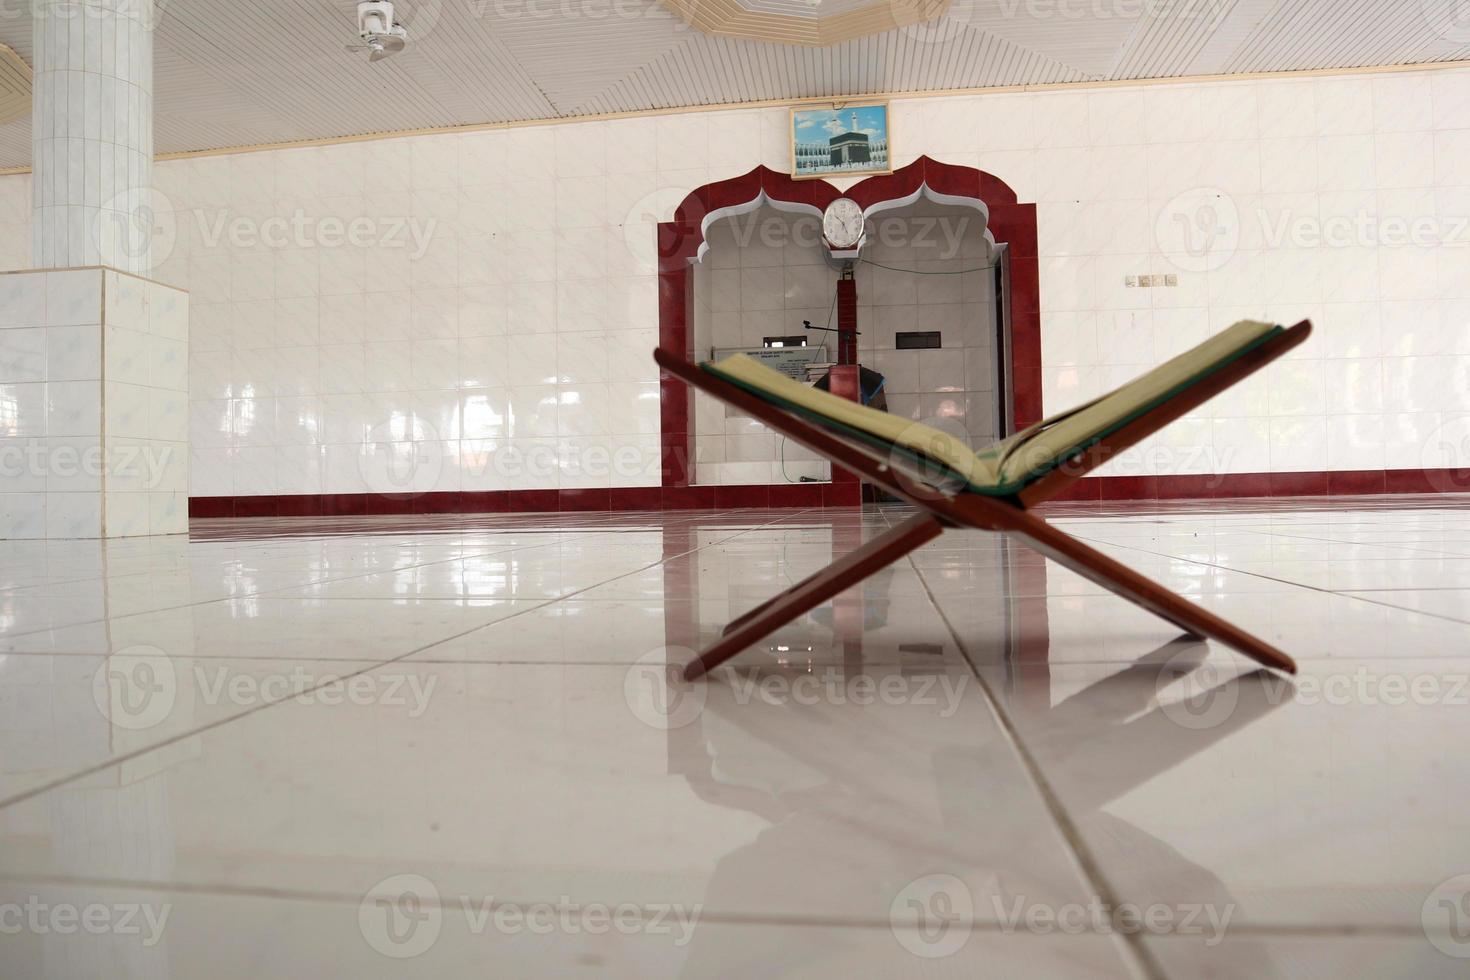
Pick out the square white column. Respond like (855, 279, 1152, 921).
(0, 266, 188, 538)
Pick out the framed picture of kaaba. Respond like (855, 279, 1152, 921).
(790, 104, 892, 180)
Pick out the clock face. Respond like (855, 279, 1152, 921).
(822, 198, 865, 248)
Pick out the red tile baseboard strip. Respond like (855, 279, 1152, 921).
(188, 469, 1468, 519)
(1043, 468, 1470, 502)
(188, 483, 859, 519)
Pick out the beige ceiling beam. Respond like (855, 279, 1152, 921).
(660, 0, 951, 47)
(0, 43, 31, 126)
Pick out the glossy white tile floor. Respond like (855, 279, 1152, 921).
(3, 498, 1470, 978)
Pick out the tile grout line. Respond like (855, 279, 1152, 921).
(26, 648, 1470, 665)
(1067, 524, 1470, 563)
(1067, 533, 1470, 628)
(0, 869, 1434, 940)
(98, 271, 107, 539)
(0, 508, 824, 812)
(880, 507, 1166, 980)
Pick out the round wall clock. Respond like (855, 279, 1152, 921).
(822, 197, 865, 249)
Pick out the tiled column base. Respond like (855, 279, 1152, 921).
(0, 267, 188, 538)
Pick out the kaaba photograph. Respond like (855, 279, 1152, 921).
(791, 103, 890, 178)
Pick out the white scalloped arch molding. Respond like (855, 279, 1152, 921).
(686, 183, 998, 263)
(845, 181, 997, 262)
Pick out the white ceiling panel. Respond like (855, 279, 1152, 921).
(953, 0, 1152, 77)
(1221, 0, 1470, 73)
(576, 27, 1087, 116)
(1109, 0, 1241, 80)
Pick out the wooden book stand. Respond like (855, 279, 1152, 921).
(656, 320, 1311, 682)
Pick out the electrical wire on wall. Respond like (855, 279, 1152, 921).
(858, 257, 997, 275)
(779, 435, 800, 483)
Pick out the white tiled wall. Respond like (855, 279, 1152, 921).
(907, 71, 1470, 478)
(0, 65, 1464, 495)
(0, 267, 187, 538)
(166, 129, 670, 498)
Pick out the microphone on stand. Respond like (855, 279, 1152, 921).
(802, 320, 858, 337)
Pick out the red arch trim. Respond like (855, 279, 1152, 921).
(846, 155, 1019, 210)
